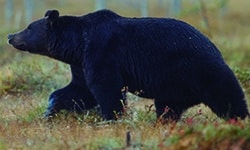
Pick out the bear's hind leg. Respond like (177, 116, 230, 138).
(204, 92, 249, 119)
(154, 97, 192, 122)
(155, 101, 182, 122)
(201, 65, 249, 119)
(154, 83, 200, 122)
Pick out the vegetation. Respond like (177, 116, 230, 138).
(0, 0, 250, 149)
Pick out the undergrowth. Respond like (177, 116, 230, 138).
(0, 54, 69, 96)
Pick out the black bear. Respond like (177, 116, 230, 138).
(8, 9, 249, 121)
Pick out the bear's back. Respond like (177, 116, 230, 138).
(82, 10, 222, 62)
(82, 9, 121, 25)
(113, 17, 222, 59)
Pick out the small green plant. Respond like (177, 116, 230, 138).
(233, 67, 250, 93)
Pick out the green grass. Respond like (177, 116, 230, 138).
(0, 0, 250, 149)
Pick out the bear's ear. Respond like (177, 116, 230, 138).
(45, 10, 59, 25)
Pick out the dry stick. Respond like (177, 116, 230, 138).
(126, 131, 131, 147)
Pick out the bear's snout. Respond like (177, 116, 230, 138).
(7, 34, 15, 44)
(7, 34, 14, 40)
(7, 33, 27, 51)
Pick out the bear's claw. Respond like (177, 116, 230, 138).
(44, 97, 62, 118)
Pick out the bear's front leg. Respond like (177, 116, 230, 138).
(45, 65, 97, 117)
(90, 85, 124, 120)
(85, 68, 125, 120)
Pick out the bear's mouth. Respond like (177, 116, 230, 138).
(8, 39, 28, 51)
(7, 34, 28, 51)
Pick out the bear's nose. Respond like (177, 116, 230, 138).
(7, 34, 14, 40)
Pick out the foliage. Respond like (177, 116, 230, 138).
(0, 53, 69, 96)
(234, 68, 250, 88)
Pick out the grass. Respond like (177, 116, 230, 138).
(0, 0, 250, 149)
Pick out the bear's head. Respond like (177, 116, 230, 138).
(8, 10, 60, 56)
